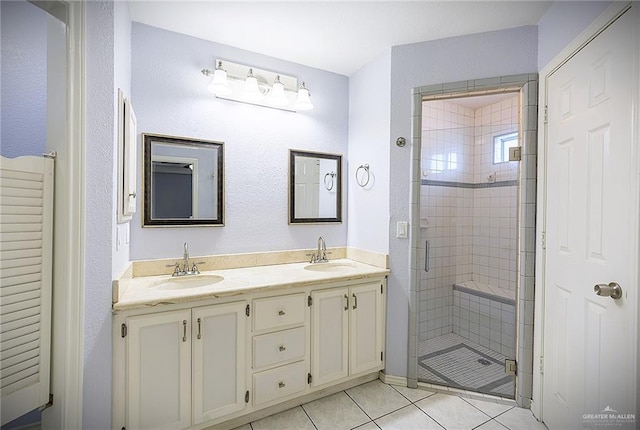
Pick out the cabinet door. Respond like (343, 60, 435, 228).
(350, 282, 384, 375)
(127, 310, 191, 430)
(192, 302, 247, 424)
(311, 288, 349, 387)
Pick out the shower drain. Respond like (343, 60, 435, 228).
(477, 358, 492, 366)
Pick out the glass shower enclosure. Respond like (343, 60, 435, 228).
(417, 94, 519, 398)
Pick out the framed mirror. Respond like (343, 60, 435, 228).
(289, 150, 342, 224)
(143, 134, 224, 226)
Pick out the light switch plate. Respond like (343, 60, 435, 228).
(397, 221, 408, 238)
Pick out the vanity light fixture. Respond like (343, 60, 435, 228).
(201, 59, 313, 112)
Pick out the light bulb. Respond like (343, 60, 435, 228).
(268, 75, 289, 106)
(207, 62, 231, 96)
(295, 82, 313, 111)
(243, 68, 262, 102)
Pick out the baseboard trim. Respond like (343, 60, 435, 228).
(378, 372, 407, 386)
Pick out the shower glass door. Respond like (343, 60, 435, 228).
(417, 95, 519, 399)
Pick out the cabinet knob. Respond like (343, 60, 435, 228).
(278, 381, 286, 388)
(279, 345, 286, 352)
(278, 310, 285, 316)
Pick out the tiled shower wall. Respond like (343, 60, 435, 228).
(471, 98, 518, 292)
(418, 96, 518, 342)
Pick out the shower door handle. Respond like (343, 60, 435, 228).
(425, 240, 430, 272)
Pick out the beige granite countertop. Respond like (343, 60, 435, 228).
(113, 258, 389, 312)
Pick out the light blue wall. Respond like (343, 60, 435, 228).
(347, 50, 392, 254)
(130, 23, 349, 260)
(385, 26, 538, 377)
(83, 0, 129, 427)
(0, 0, 47, 157)
(537, 1, 611, 70)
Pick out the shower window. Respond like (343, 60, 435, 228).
(493, 132, 518, 164)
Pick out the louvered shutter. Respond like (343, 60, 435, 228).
(0, 156, 54, 426)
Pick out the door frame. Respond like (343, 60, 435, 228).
(38, 1, 86, 429)
(407, 74, 539, 407)
(534, 1, 640, 422)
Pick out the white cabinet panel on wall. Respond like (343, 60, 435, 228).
(126, 309, 191, 430)
(192, 302, 247, 424)
(311, 287, 350, 387)
(350, 282, 384, 376)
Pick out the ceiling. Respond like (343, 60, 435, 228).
(128, 1, 553, 77)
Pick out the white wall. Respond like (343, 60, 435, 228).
(347, 50, 392, 253)
(130, 23, 349, 260)
(385, 26, 538, 378)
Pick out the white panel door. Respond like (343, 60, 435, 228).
(192, 302, 247, 424)
(349, 282, 383, 375)
(311, 288, 349, 387)
(543, 9, 637, 429)
(127, 310, 191, 430)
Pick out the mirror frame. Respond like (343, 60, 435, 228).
(143, 133, 224, 227)
(289, 149, 342, 224)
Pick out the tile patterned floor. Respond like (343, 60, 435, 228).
(418, 333, 515, 398)
(233, 379, 547, 430)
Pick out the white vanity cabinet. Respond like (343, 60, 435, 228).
(122, 302, 247, 430)
(114, 269, 387, 430)
(310, 281, 385, 388)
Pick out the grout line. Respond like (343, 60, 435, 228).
(412, 403, 447, 430)
(366, 403, 419, 423)
(344, 388, 376, 422)
(299, 404, 319, 430)
(471, 418, 509, 430)
(344, 383, 416, 425)
(388, 384, 423, 404)
(471, 417, 494, 430)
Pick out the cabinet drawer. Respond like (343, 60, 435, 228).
(253, 293, 305, 332)
(253, 327, 306, 370)
(253, 361, 307, 406)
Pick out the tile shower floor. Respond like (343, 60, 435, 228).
(232, 379, 546, 430)
(418, 333, 515, 398)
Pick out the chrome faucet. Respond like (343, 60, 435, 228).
(171, 242, 200, 276)
(183, 242, 190, 273)
(310, 236, 329, 263)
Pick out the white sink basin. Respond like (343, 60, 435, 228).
(304, 262, 356, 272)
(150, 274, 224, 290)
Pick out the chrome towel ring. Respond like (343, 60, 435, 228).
(324, 171, 336, 191)
(355, 164, 370, 187)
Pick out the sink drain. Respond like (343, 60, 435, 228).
(477, 358, 491, 366)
